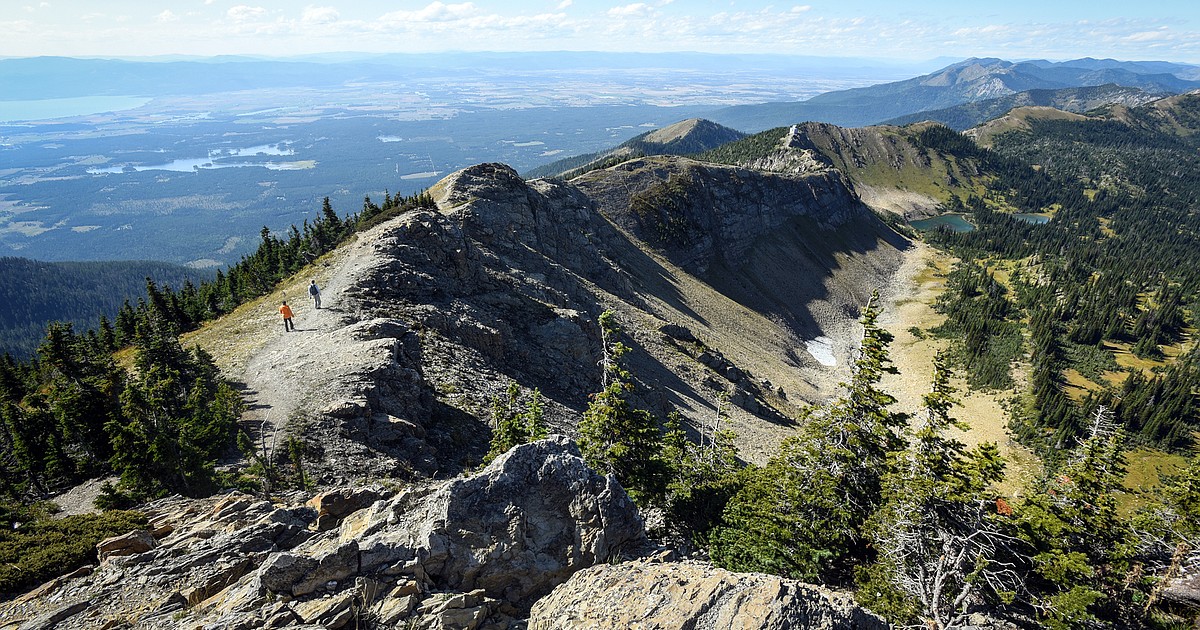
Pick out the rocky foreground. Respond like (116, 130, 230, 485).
(1, 437, 884, 629)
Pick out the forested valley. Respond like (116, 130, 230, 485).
(0, 258, 209, 359)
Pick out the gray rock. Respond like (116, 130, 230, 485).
(97, 529, 157, 562)
(352, 435, 648, 611)
(15, 601, 90, 630)
(257, 552, 319, 594)
(529, 560, 889, 630)
(659, 323, 697, 342)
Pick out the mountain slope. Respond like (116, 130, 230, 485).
(187, 158, 908, 480)
(709, 57, 1200, 131)
(699, 122, 997, 218)
(524, 118, 744, 178)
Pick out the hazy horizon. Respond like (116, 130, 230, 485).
(4, 1, 1199, 64)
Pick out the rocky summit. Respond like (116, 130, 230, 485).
(529, 560, 889, 629)
(2, 438, 886, 629)
(1, 438, 647, 629)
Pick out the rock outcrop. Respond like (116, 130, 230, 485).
(529, 560, 889, 630)
(0, 437, 647, 629)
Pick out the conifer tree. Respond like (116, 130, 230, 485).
(1011, 407, 1138, 629)
(711, 291, 907, 582)
(578, 310, 665, 504)
(483, 383, 548, 465)
(858, 353, 1013, 628)
(660, 408, 741, 544)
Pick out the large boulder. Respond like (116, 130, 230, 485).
(96, 529, 157, 562)
(529, 560, 889, 630)
(340, 435, 649, 610)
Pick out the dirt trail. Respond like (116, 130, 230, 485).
(184, 244, 355, 446)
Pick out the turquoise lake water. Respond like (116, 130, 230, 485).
(910, 212, 1051, 232)
(910, 213, 975, 232)
(0, 96, 153, 123)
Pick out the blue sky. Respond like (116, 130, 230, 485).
(4, 1, 1199, 63)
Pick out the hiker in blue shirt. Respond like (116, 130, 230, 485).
(309, 280, 321, 309)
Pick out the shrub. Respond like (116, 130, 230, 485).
(0, 506, 146, 595)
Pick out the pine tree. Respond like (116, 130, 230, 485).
(483, 383, 548, 465)
(661, 409, 741, 544)
(858, 353, 1013, 628)
(1011, 407, 1138, 629)
(711, 291, 907, 582)
(577, 310, 665, 504)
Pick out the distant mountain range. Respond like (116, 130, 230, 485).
(881, 84, 1165, 130)
(708, 57, 1200, 131)
(0, 53, 932, 101)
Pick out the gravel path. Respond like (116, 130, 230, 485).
(182, 245, 356, 451)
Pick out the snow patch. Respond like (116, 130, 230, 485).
(805, 336, 836, 367)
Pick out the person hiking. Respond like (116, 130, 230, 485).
(308, 279, 321, 309)
(280, 301, 295, 332)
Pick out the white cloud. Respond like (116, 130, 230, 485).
(791, 5, 811, 13)
(0, 19, 33, 33)
(556, 0, 572, 8)
(227, 5, 267, 23)
(379, 2, 478, 24)
(608, 3, 652, 18)
(301, 6, 339, 25)
(1125, 27, 1171, 42)
(156, 10, 179, 23)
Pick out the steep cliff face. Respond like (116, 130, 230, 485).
(574, 156, 865, 271)
(731, 122, 990, 217)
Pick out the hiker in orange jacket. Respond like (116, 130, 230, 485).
(280, 301, 295, 332)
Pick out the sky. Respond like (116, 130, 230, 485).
(3, 0, 1199, 63)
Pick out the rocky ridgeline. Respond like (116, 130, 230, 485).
(3, 156, 905, 628)
(0, 438, 885, 629)
(278, 157, 903, 480)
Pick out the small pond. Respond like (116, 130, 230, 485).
(910, 212, 1051, 232)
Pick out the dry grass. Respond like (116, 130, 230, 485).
(879, 243, 1041, 496)
(1109, 341, 1169, 375)
(1062, 368, 1101, 402)
(1121, 447, 1188, 515)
